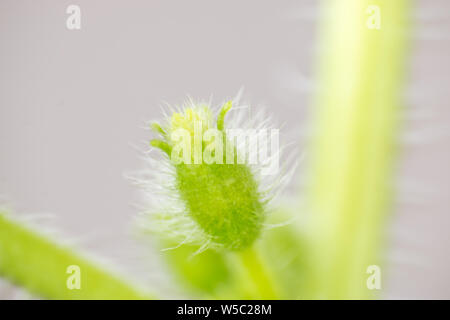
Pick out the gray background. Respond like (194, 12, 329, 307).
(1, 0, 449, 299)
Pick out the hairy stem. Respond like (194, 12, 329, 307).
(0, 212, 154, 299)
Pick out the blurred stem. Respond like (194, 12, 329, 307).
(231, 246, 279, 299)
(0, 212, 154, 299)
(307, 0, 410, 299)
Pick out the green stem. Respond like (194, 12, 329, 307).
(307, 0, 410, 299)
(231, 246, 279, 299)
(0, 212, 154, 299)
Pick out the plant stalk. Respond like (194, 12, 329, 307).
(0, 212, 154, 299)
(307, 0, 410, 299)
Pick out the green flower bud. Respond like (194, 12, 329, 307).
(136, 99, 287, 252)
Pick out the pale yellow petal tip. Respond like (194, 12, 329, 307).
(169, 105, 213, 138)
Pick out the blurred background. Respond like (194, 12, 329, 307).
(0, 0, 449, 299)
